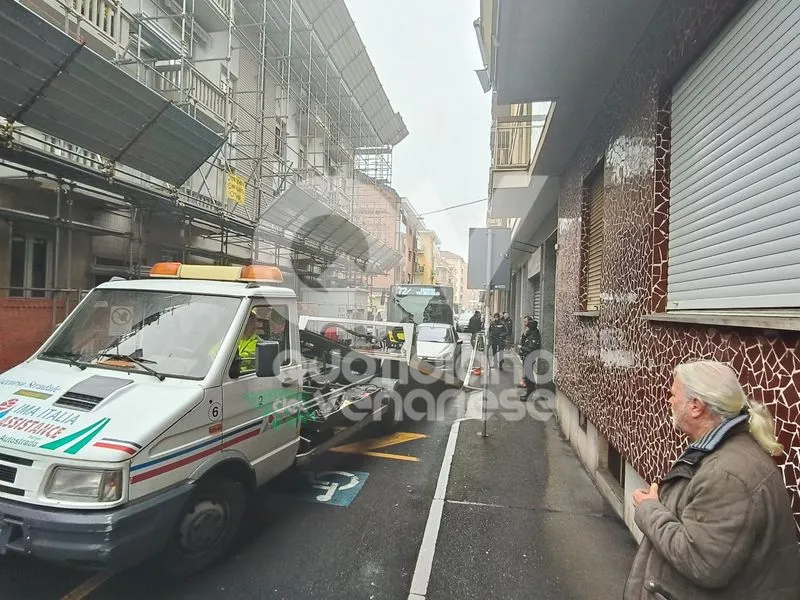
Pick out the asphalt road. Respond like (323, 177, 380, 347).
(0, 371, 467, 600)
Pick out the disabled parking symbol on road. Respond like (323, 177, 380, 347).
(289, 470, 369, 507)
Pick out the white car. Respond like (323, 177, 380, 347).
(455, 310, 473, 332)
(416, 323, 463, 374)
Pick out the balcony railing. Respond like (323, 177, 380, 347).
(491, 121, 538, 170)
(22, 0, 130, 56)
(207, 0, 230, 16)
(154, 63, 227, 128)
(70, 0, 120, 40)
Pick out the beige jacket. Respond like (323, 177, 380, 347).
(624, 427, 800, 600)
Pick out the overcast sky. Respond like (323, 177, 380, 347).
(345, 0, 492, 262)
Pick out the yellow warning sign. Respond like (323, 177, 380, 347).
(226, 172, 245, 205)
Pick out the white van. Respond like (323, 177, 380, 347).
(0, 263, 398, 575)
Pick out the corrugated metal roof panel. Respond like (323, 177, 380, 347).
(0, 0, 224, 186)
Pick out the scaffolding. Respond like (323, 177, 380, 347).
(1, 0, 407, 284)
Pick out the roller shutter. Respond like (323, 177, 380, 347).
(669, 0, 800, 310)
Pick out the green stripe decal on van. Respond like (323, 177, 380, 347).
(40, 418, 110, 454)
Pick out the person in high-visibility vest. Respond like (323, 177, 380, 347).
(236, 311, 261, 373)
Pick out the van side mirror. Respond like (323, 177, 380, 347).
(256, 341, 280, 378)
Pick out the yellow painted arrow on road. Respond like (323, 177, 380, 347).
(331, 431, 428, 462)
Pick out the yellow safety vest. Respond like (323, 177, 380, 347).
(237, 334, 259, 371)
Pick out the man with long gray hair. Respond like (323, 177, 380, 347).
(625, 360, 799, 599)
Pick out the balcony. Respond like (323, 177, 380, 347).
(488, 107, 550, 219)
(191, 0, 231, 32)
(493, 121, 534, 171)
(481, 0, 660, 176)
(153, 63, 227, 132)
(21, 0, 130, 58)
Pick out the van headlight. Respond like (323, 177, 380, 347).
(45, 467, 123, 502)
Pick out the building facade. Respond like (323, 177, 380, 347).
(353, 172, 403, 295)
(414, 230, 440, 285)
(439, 250, 468, 313)
(399, 198, 422, 285)
(0, 0, 406, 371)
(478, 0, 800, 536)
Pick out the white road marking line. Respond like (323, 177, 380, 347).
(60, 572, 114, 600)
(446, 499, 506, 509)
(408, 418, 461, 599)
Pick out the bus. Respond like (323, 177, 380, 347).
(387, 284, 454, 325)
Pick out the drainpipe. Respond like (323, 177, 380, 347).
(66, 185, 73, 317)
(52, 183, 62, 329)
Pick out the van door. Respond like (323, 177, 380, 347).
(221, 301, 302, 485)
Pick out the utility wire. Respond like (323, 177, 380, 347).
(417, 198, 487, 216)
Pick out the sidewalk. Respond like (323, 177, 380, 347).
(419, 359, 637, 600)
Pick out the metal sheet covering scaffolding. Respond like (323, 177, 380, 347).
(296, 0, 407, 147)
(0, 0, 407, 284)
(0, 0, 224, 186)
(259, 185, 401, 274)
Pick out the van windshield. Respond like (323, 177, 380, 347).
(40, 289, 242, 379)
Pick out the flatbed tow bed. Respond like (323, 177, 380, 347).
(294, 329, 399, 466)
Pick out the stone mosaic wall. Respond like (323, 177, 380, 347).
(553, 0, 800, 531)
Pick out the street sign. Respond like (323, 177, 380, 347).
(467, 227, 511, 290)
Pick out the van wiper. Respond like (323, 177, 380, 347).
(39, 350, 87, 370)
(97, 352, 165, 381)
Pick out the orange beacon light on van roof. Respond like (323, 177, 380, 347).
(239, 265, 283, 283)
(148, 263, 283, 283)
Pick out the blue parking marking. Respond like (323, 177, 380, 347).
(289, 470, 369, 507)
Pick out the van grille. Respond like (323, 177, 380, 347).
(54, 392, 104, 411)
(0, 484, 24, 496)
(0, 452, 33, 466)
(0, 464, 18, 484)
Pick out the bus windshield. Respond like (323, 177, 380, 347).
(387, 285, 454, 325)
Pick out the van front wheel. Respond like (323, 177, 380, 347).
(160, 477, 246, 578)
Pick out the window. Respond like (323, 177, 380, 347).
(668, 0, 800, 310)
(416, 325, 453, 343)
(236, 303, 291, 376)
(583, 164, 605, 311)
(273, 120, 286, 160)
(607, 444, 625, 488)
(10, 235, 50, 297)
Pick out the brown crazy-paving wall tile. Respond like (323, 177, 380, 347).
(552, 0, 800, 533)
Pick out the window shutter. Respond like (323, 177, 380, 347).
(669, 0, 800, 310)
(586, 172, 604, 310)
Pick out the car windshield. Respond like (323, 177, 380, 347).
(417, 326, 452, 343)
(40, 289, 242, 379)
